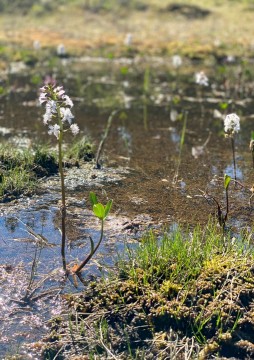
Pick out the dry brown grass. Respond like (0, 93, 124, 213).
(0, 0, 254, 56)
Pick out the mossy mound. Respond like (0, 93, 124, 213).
(41, 255, 254, 359)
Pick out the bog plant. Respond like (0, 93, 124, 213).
(39, 82, 79, 271)
(39, 82, 112, 274)
(224, 113, 240, 181)
(73, 192, 112, 274)
(172, 111, 188, 184)
(224, 174, 231, 224)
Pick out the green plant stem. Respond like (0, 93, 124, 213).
(225, 187, 229, 223)
(173, 110, 188, 184)
(74, 219, 104, 274)
(231, 136, 237, 181)
(95, 110, 118, 169)
(57, 109, 67, 272)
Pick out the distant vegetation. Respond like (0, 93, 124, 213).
(0, 0, 68, 14)
(0, 0, 148, 14)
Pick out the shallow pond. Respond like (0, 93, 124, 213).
(1, 55, 254, 357)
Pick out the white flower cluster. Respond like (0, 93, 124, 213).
(224, 113, 240, 135)
(172, 55, 182, 68)
(195, 71, 209, 86)
(39, 84, 79, 139)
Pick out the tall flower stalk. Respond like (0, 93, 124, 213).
(224, 113, 240, 181)
(195, 71, 209, 118)
(39, 83, 79, 271)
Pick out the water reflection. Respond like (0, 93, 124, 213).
(224, 164, 243, 180)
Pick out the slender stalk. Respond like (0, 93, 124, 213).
(57, 108, 67, 272)
(231, 136, 237, 181)
(74, 220, 104, 274)
(95, 110, 117, 169)
(225, 187, 229, 223)
(173, 111, 188, 184)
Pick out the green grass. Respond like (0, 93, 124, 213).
(43, 220, 254, 358)
(66, 136, 95, 163)
(0, 144, 58, 200)
(118, 220, 253, 288)
(0, 138, 95, 201)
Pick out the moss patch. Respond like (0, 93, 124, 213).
(41, 252, 254, 359)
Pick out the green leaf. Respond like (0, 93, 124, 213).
(251, 131, 254, 141)
(224, 174, 231, 190)
(93, 203, 105, 220)
(219, 102, 228, 111)
(104, 199, 112, 219)
(89, 192, 98, 206)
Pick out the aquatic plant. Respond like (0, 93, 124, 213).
(172, 111, 188, 184)
(224, 174, 231, 223)
(73, 191, 112, 275)
(224, 113, 240, 181)
(39, 82, 79, 271)
(172, 55, 182, 69)
(195, 71, 209, 87)
(195, 71, 208, 117)
(172, 54, 182, 91)
(95, 110, 118, 169)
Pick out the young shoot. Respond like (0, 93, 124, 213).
(73, 192, 112, 274)
(224, 174, 231, 222)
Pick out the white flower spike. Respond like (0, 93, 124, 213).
(172, 55, 182, 68)
(224, 113, 240, 135)
(39, 83, 79, 137)
(195, 71, 209, 86)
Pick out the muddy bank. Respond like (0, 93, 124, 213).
(39, 248, 254, 359)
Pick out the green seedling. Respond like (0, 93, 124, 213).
(224, 174, 231, 223)
(74, 192, 112, 274)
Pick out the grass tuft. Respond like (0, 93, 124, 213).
(42, 220, 254, 359)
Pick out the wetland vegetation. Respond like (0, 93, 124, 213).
(1, 0, 254, 359)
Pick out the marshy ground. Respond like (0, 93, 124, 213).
(1, 1, 254, 359)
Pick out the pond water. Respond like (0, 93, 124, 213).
(1, 55, 254, 357)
